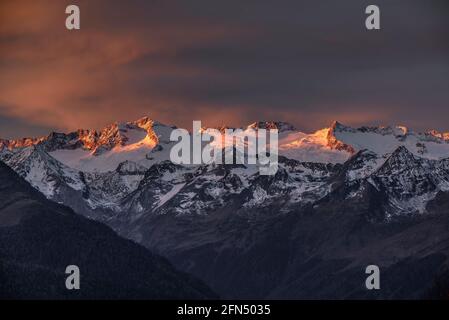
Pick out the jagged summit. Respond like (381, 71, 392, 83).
(0, 116, 166, 152)
(0, 116, 177, 173)
(247, 121, 296, 132)
(426, 129, 449, 141)
(0, 136, 45, 150)
(202, 121, 296, 134)
(329, 120, 350, 131)
(329, 120, 409, 136)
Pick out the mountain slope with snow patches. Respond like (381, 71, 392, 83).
(3, 117, 449, 219)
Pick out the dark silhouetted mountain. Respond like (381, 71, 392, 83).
(0, 161, 217, 299)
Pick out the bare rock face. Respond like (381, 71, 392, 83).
(326, 121, 356, 153)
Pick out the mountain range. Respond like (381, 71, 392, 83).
(2, 116, 449, 299)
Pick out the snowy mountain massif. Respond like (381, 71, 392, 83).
(2, 117, 449, 299)
(3, 117, 449, 219)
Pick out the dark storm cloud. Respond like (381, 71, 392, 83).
(0, 111, 53, 139)
(0, 0, 448, 138)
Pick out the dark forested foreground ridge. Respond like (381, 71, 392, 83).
(0, 161, 217, 299)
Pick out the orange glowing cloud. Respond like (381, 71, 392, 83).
(1, 0, 448, 138)
(0, 0, 246, 133)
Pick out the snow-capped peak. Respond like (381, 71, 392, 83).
(426, 129, 449, 141)
(326, 122, 356, 153)
(247, 121, 296, 133)
(276, 120, 449, 164)
(38, 116, 175, 173)
(0, 136, 45, 151)
(330, 122, 449, 160)
(330, 120, 409, 136)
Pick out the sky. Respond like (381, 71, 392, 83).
(0, 0, 448, 139)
